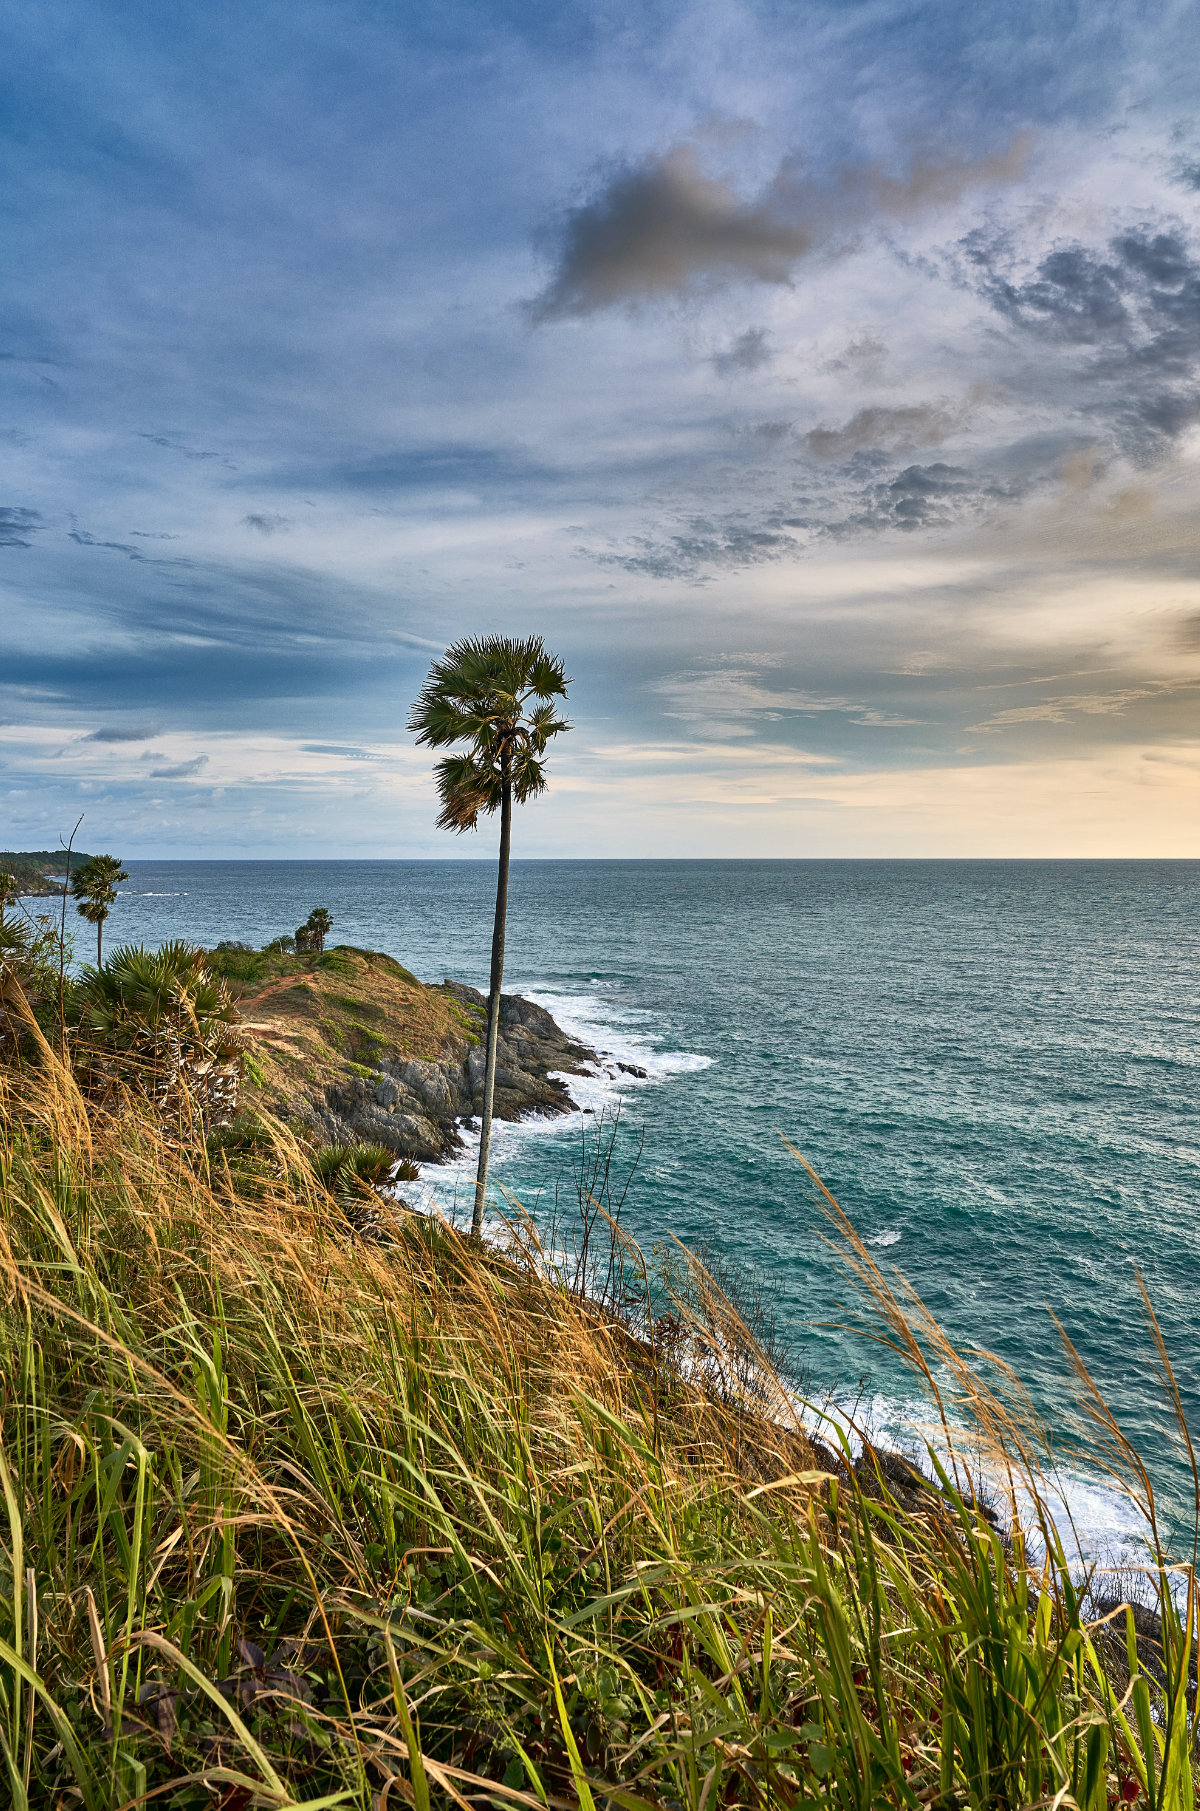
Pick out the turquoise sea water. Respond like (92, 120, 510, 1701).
(58, 858, 1200, 1552)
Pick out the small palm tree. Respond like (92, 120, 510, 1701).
(409, 634, 570, 1238)
(76, 941, 245, 1129)
(303, 907, 333, 954)
(0, 872, 16, 927)
(70, 854, 129, 966)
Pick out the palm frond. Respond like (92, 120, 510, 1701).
(413, 636, 571, 829)
(434, 751, 504, 832)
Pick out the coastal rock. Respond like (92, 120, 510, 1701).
(317, 978, 597, 1162)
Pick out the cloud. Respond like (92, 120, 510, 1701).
(85, 724, 161, 742)
(68, 527, 145, 560)
(0, 506, 43, 548)
(531, 147, 811, 319)
(711, 327, 772, 375)
(965, 224, 1200, 456)
(138, 433, 218, 461)
(147, 754, 208, 778)
(804, 402, 970, 461)
(832, 462, 1016, 535)
(532, 135, 1030, 318)
(654, 660, 920, 735)
(300, 743, 379, 760)
(243, 513, 290, 534)
(967, 682, 1196, 731)
(596, 519, 798, 579)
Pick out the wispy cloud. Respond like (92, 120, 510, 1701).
(146, 754, 208, 778)
(654, 660, 921, 736)
(85, 725, 161, 743)
(0, 506, 43, 548)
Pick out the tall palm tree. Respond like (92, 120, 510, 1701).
(409, 634, 570, 1238)
(70, 854, 129, 966)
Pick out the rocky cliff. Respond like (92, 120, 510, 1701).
(220, 945, 610, 1160)
(308, 978, 600, 1158)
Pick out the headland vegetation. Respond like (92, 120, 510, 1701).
(1, 893, 1199, 1808)
(0, 850, 95, 900)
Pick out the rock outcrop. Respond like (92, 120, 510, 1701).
(310, 980, 597, 1159)
(227, 947, 600, 1163)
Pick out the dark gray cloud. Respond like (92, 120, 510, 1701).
(68, 527, 146, 560)
(533, 136, 1030, 318)
(532, 148, 812, 319)
(243, 512, 290, 534)
(965, 224, 1200, 457)
(804, 402, 968, 460)
(138, 433, 220, 462)
(0, 506, 43, 548)
(592, 455, 1028, 578)
(822, 462, 1024, 537)
(595, 518, 797, 579)
(270, 443, 554, 496)
(711, 327, 773, 375)
(147, 754, 208, 778)
(85, 724, 161, 742)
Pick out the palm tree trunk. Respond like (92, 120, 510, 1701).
(473, 776, 512, 1239)
(97, 916, 103, 969)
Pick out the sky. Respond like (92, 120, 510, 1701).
(2, 0, 1200, 858)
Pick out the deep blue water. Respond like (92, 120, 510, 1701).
(56, 858, 1200, 1550)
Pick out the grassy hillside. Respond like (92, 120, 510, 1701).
(205, 943, 482, 1117)
(0, 1023, 1197, 1806)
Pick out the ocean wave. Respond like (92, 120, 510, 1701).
(867, 1228, 901, 1248)
(415, 985, 712, 1217)
(521, 988, 714, 1083)
(802, 1387, 1160, 1584)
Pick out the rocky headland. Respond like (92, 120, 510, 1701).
(213, 944, 642, 1160)
(1, 849, 94, 898)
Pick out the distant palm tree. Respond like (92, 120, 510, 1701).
(409, 634, 570, 1239)
(305, 907, 333, 953)
(70, 854, 129, 966)
(0, 872, 15, 927)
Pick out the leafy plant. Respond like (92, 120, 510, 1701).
(296, 909, 333, 954)
(74, 941, 246, 1131)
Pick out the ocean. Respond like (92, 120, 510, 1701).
(51, 857, 1200, 1558)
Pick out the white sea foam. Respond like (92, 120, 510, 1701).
(797, 1385, 1167, 1588)
(413, 986, 712, 1221)
(867, 1228, 901, 1248)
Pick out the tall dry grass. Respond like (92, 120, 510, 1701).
(0, 1037, 1197, 1808)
